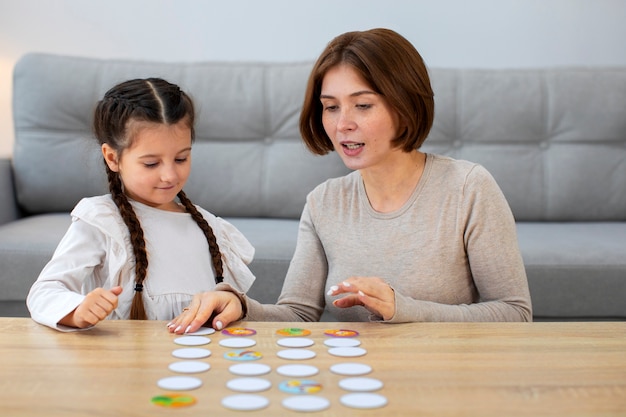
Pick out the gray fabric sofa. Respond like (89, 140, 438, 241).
(1, 53, 625, 320)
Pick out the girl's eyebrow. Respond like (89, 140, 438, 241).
(138, 147, 192, 159)
(320, 90, 377, 99)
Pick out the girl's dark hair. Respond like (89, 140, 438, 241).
(299, 28, 435, 154)
(93, 78, 223, 320)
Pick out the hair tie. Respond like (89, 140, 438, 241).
(215, 276, 224, 284)
(134, 283, 144, 292)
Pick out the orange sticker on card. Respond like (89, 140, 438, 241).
(324, 329, 359, 338)
(222, 327, 256, 336)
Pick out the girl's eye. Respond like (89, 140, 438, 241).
(175, 158, 188, 164)
(144, 162, 158, 168)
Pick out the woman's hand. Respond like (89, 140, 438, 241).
(59, 286, 123, 329)
(327, 276, 396, 320)
(168, 290, 243, 334)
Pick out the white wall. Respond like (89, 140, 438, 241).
(1, 0, 625, 157)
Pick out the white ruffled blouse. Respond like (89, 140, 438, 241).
(27, 195, 255, 331)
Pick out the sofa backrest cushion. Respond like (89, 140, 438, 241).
(12, 53, 626, 221)
(12, 53, 350, 219)
(423, 68, 626, 221)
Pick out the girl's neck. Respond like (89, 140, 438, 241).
(127, 196, 186, 213)
(360, 151, 426, 213)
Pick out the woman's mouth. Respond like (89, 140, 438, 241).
(343, 143, 364, 150)
(341, 142, 364, 157)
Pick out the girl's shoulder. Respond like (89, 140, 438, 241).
(71, 195, 118, 220)
(66, 195, 129, 245)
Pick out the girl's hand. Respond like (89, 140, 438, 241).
(327, 277, 396, 320)
(168, 290, 243, 335)
(60, 286, 123, 328)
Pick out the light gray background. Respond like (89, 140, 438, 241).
(1, 0, 625, 157)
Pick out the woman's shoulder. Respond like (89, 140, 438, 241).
(427, 154, 500, 196)
(428, 153, 493, 180)
(430, 153, 479, 170)
(309, 170, 360, 197)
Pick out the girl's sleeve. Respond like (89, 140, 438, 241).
(26, 218, 108, 331)
(213, 217, 256, 293)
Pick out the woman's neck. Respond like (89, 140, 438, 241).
(360, 151, 426, 213)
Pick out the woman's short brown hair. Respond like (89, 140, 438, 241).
(299, 28, 435, 155)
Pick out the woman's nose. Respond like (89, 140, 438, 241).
(336, 109, 356, 132)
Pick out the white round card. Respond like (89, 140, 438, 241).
(282, 396, 330, 412)
(340, 393, 388, 409)
(330, 362, 372, 376)
(277, 349, 316, 360)
(219, 337, 256, 348)
(324, 338, 361, 348)
(229, 363, 272, 376)
(226, 377, 272, 392)
(174, 336, 211, 346)
(172, 348, 211, 359)
(276, 364, 319, 377)
(276, 337, 314, 348)
(157, 376, 202, 391)
(186, 327, 216, 336)
(222, 394, 269, 411)
(339, 377, 383, 392)
(328, 347, 367, 357)
(168, 360, 211, 373)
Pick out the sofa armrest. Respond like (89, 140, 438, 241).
(0, 158, 20, 225)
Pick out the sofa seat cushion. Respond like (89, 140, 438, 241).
(517, 222, 626, 319)
(225, 217, 298, 303)
(0, 213, 71, 300)
(0, 213, 300, 306)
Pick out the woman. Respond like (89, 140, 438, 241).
(170, 28, 532, 334)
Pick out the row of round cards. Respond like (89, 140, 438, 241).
(151, 326, 388, 412)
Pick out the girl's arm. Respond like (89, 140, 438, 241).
(26, 218, 110, 331)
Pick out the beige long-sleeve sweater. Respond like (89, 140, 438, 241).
(244, 153, 532, 322)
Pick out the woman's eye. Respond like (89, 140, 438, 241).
(144, 163, 158, 168)
(356, 104, 372, 110)
(175, 158, 188, 164)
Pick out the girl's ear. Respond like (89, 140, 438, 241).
(102, 144, 120, 172)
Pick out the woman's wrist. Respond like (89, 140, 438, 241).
(214, 282, 247, 320)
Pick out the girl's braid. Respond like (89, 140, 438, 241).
(107, 167, 148, 320)
(177, 190, 224, 283)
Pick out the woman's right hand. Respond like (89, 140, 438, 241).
(168, 290, 243, 334)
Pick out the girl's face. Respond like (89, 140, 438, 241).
(320, 64, 402, 172)
(102, 120, 192, 211)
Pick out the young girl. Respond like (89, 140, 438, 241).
(27, 78, 255, 331)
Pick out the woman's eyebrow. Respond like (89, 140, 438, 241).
(320, 90, 377, 99)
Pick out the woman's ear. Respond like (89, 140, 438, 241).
(102, 144, 120, 172)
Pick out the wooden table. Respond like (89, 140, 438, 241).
(1, 318, 625, 416)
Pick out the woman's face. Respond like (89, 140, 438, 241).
(320, 64, 402, 172)
(102, 120, 192, 211)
